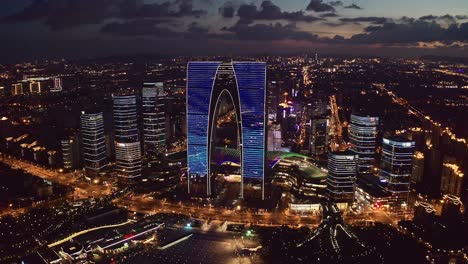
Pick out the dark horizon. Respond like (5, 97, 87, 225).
(3, 51, 468, 65)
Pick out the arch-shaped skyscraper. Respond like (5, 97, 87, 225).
(186, 61, 266, 199)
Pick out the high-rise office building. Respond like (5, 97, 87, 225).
(12, 83, 23, 96)
(310, 99, 328, 117)
(267, 124, 282, 151)
(441, 194, 462, 221)
(113, 94, 142, 178)
(414, 201, 436, 228)
(61, 139, 73, 171)
(327, 150, 357, 204)
(379, 136, 415, 201)
(29, 81, 41, 94)
(266, 80, 281, 121)
(142, 82, 166, 158)
(349, 114, 379, 177)
(440, 162, 464, 197)
(51, 77, 63, 92)
(81, 111, 107, 177)
(186, 61, 266, 198)
(411, 151, 424, 183)
(60, 132, 81, 171)
(309, 117, 329, 156)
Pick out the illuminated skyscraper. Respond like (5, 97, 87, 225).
(441, 194, 462, 221)
(61, 131, 81, 171)
(142, 82, 166, 158)
(29, 81, 41, 94)
(327, 150, 357, 204)
(309, 117, 329, 156)
(186, 61, 266, 198)
(113, 94, 142, 178)
(61, 139, 73, 171)
(411, 151, 424, 183)
(266, 80, 280, 121)
(51, 77, 63, 92)
(12, 83, 23, 96)
(441, 162, 464, 197)
(267, 124, 282, 151)
(414, 201, 436, 228)
(81, 111, 107, 177)
(379, 136, 415, 201)
(349, 114, 378, 177)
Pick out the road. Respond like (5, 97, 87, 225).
(0, 155, 113, 216)
(0, 155, 402, 228)
(296, 201, 370, 260)
(329, 95, 347, 151)
(115, 194, 322, 227)
(373, 83, 466, 144)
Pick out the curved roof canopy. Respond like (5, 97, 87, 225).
(213, 147, 309, 168)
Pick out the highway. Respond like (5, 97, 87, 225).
(296, 201, 370, 261)
(0, 155, 113, 216)
(115, 194, 322, 227)
(329, 95, 347, 152)
(0, 155, 401, 228)
(0, 155, 113, 199)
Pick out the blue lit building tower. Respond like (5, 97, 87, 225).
(113, 94, 142, 178)
(80, 111, 107, 177)
(186, 61, 266, 199)
(142, 82, 166, 158)
(379, 136, 415, 202)
(349, 114, 379, 178)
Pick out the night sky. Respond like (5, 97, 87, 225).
(0, 0, 467, 61)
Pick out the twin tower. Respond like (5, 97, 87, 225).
(186, 61, 266, 199)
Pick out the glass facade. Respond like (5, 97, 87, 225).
(113, 95, 142, 178)
(142, 83, 166, 158)
(380, 136, 415, 198)
(349, 114, 378, 177)
(233, 62, 266, 180)
(187, 61, 266, 195)
(327, 151, 357, 203)
(309, 117, 329, 156)
(80, 112, 107, 177)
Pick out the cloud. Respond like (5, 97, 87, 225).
(118, 0, 206, 19)
(438, 14, 456, 23)
(399, 16, 416, 24)
(363, 25, 382, 32)
(323, 21, 348, 27)
(340, 16, 388, 24)
(328, 1, 343, 7)
(345, 4, 362, 10)
(235, 1, 322, 24)
(3, 0, 119, 30)
(419, 15, 438, 20)
(320, 12, 339, 18)
(225, 22, 319, 41)
(306, 0, 336, 13)
(419, 14, 464, 23)
(2, 0, 206, 30)
(219, 1, 236, 18)
(349, 21, 468, 44)
(101, 19, 178, 37)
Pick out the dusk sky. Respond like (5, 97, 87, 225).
(1, 0, 467, 61)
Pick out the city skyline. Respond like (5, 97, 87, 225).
(0, 54, 466, 264)
(0, 2, 466, 263)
